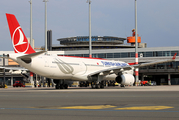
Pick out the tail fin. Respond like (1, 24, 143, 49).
(6, 13, 35, 54)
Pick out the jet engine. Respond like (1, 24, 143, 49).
(115, 74, 134, 85)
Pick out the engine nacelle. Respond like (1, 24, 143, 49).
(115, 74, 135, 85)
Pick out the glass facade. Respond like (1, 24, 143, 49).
(0, 77, 24, 86)
(141, 61, 179, 70)
(0, 77, 11, 86)
(114, 53, 120, 58)
(106, 53, 113, 58)
(65, 50, 179, 59)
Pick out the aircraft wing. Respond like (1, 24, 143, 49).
(132, 53, 177, 68)
(88, 53, 177, 77)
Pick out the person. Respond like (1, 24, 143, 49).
(149, 80, 151, 86)
(132, 29, 135, 36)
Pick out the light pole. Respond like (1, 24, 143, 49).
(29, 0, 34, 88)
(29, 0, 33, 48)
(43, 0, 48, 51)
(135, 0, 139, 86)
(86, 0, 92, 58)
(42, 0, 48, 87)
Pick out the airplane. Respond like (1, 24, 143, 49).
(2, 13, 177, 89)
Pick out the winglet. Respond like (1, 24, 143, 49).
(172, 53, 177, 60)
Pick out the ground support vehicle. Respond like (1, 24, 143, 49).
(13, 81, 25, 87)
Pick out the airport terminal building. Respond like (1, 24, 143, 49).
(0, 36, 179, 86)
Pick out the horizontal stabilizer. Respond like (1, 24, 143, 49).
(17, 51, 46, 64)
(18, 51, 46, 59)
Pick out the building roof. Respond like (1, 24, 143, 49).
(57, 36, 126, 45)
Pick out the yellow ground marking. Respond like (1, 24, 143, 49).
(59, 105, 116, 109)
(116, 106, 174, 110)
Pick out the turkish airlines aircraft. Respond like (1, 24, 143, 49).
(3, 13, 177, 89)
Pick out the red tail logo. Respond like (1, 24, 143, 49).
(6, 13, 35, 54)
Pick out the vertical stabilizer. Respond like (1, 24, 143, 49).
(6, 13, 35, 54)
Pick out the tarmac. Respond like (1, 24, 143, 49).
(3, 85, 179, 92)
(0, 85, 179, 120)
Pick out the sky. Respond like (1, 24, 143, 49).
(0, 0, 179, 51)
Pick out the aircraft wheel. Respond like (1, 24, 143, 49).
(60, 84, 64, 89)
(80, 84, 83, 87)
(91, 84, 95, 89)
(100, 81, 104, 89)
(100, 84, 104, 89)
(55, 85, 59, 89)
(64, 84, 68, 89)
(95, 84, 100, 89)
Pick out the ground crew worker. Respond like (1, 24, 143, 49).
(149, 80, 151, 86)
(132, 29, 135, 36)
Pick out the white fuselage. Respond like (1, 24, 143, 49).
(9, 54, 133, 81)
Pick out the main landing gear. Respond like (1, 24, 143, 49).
(91, 81, 104, 89)
(54, 80, 68, 89)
